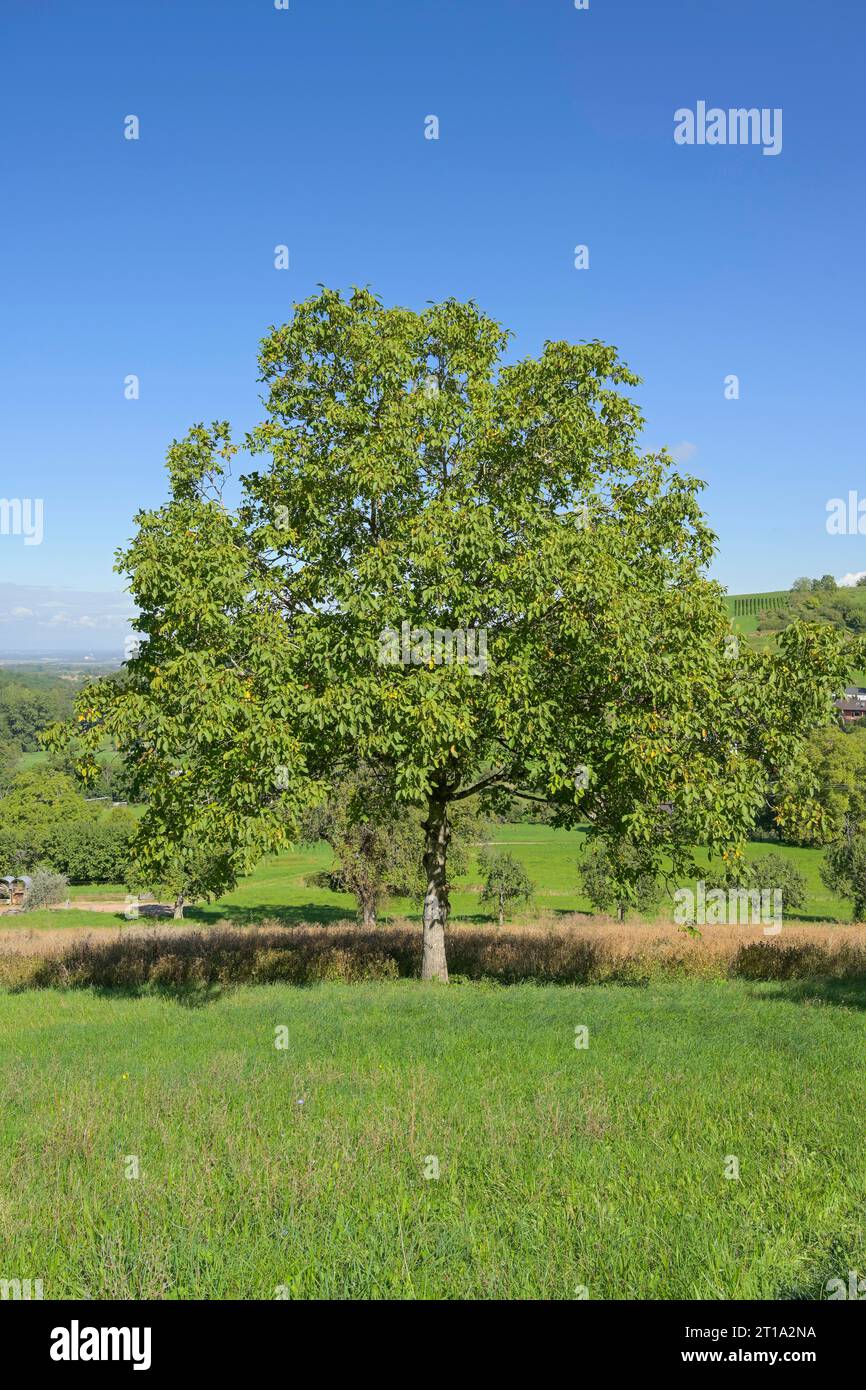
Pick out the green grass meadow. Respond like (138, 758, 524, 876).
(3, 821, 853, 931)
(2, 819, 863, 1301)
(1, 977, 864, 1299)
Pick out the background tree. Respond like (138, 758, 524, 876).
(303, 765, 409, 926)
(778, 725, 866, 845)
(478, 849, 534, 928)
(704, 852, 807, 913)
(127, 840, 238, 920)
(42, 808, 138, 885)
(304, 764, 482, 925)
(579, 836, 661, 921)
(0, 766, 136, 883)
(52, 288, 863, 980)
(0, 742, 22, 795)
(821, 835, 866, 921)
(0, 769, 98, 870)
(0, 675, 72, 750)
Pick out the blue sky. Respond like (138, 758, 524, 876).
(2, 0, 864, 652)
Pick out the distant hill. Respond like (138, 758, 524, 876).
(726, 585, 866, 625)
(726, 585, 866, 681)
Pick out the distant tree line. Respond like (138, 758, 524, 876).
(0, 769, 137, 884)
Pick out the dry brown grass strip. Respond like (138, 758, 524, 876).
(2, 916, 866, 991)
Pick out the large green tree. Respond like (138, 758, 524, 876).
(54, 288, 861, 979)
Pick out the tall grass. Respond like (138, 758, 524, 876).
(3, 918, 866, 991)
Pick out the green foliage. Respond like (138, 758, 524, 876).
(0, 767, 88, 825)
(303, 765, 481, 923)
(0, 769, 98, 869)
(129, 843, 239, 918)
(0, 768, 137, 883)
(478, 849, 534, 925)
(42, 809, 138, 885)
(704, 852, 807, 911)
(46, 742, 136, 802)
(821, 835, 866, 920)
(497, 797, 556, 825)
(0, 674, 73, 751)
(302, 766, 416, 925)
(779, 724, 866, 845)
(43, 435, 316, 903)
(0, 741, 23, 794)
(579, 836, 661, 920)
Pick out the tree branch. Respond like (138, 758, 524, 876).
(450, 769, 510, 801)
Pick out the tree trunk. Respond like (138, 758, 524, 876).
(421, 792, 450, 981)
(360, 895, 377, 929)
(617, 902, 625, 923)
(498, 892, 504, 931)
(173, 894, 185, 921)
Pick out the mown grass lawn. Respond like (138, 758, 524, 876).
(1, 978, 864, 1299)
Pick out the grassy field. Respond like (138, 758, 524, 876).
(4, 821, 851, 931)
(1, 977, 863, 1299)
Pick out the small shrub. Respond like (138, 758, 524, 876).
(22, 870, 69, 911)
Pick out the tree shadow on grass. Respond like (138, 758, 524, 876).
(185, 903, 355, 928)
(88, 983, 225, 1009)
(187, 905, 517, 929)
(748, 977, 866, 1012)
(780, 912, 849, 924)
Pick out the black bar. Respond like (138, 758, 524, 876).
(2, 1298, 860, 1375)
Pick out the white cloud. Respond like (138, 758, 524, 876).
(39, 610, 119, 629)
(837, 572, 866, 588)
(669, 441, 697, 464)
(0, 582, 137, 654)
